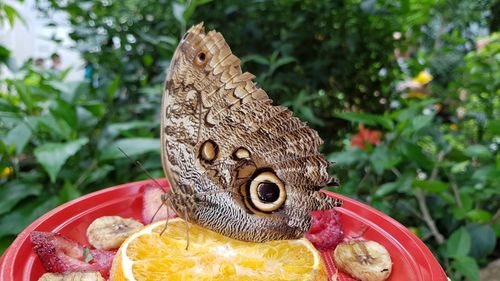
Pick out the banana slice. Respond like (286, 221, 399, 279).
(333, 240, 392, 281)
(86, 216, 143, 250)
(38, 272, 104, 281)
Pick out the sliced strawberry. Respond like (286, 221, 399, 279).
(306, 209, 343, 251)
(142, 184, 177, 224)
(30, 231, 115, 278)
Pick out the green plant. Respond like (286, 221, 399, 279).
(0, 0, 24, 28)
(0, 0, 24, 69)
(330, 34, 500, 280)
(0, 65, 162, 253)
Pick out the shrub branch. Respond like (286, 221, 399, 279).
(415, 152, 446, 245)
(415, 190, 445, 244)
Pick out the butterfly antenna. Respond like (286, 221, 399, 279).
(117, 147, 168, 193)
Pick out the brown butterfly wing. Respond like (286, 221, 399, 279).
(161, 23, 340, 242)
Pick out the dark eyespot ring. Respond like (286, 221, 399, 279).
(195, 51, 207, 65)
(247, 171, 286, 212)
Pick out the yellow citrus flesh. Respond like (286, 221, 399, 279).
(110, 218, 327, 281)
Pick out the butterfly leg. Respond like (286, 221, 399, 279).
(158, 193, 175, 236)
(183, 211, 190, 251)
(173, 203, 190, 251)
(166, 191, 194, 250)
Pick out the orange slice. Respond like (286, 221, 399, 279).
(110, 218, 327, 281)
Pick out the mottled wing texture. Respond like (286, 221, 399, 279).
(161, 23, 340, 242)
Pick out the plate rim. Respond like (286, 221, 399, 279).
(0, 179, 447, 281)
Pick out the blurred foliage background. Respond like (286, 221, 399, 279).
(1, 0, 499, 280)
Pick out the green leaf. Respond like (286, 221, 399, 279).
(413, 180, 448, 193)
(464, 145, 491, 160)
(242, 54, 269, 65)
(446, 227, 471, 258)
(106, 76, 121, 100)
(465, 209, 492, 223)
(375, 173, 413, 197)
(11, 80, 33, 112)
(452, 256, 479, 281)
(0, 45, 10, 64)
(452, 207, 468, 220)
(0, 196, 59, 237)
(3, 4, 20, 27)
(466, 223, 496, 259)
(0, 235, 15, 256)
(183, 0, 212, 23)
(472, 165, 499, 183)
(46, 81, 82, 102)
(410, 115, 433, 132)
(375, 182, 398, 197)
(370, 145, 401, 174)
(401, 142, 434, 169)
(84, 164, 114, 185)
(328, 149, 367, 166)
(82, 101, 106, 117)
(335, 112, 393, 129)
(106, 121, 153, 138)
(0, 98, 19, 113)
(58, 181, 81, 203)
(50, 99, 78, 129)
(497, 154, 500, 170)
(493, 222, 500, 238)
(3, 122, 32, 154)
(0, 182, 43, 215)
(486, 119, 500, 136)
(451, 161, 469, 174)
(142, 54, 153, 67)
(299, 107, 325, 126)
(34, 138, 89, 183)
(37, 115, 73, 140)
(99, 138, 160, 161)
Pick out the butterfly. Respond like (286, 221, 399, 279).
(160, 22, 341, 242)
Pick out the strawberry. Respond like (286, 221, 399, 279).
(142, 184, 177, 224)
(305, 209, 343, 251)
(30, 231, 115, 278)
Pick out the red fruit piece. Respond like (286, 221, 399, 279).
(142, 184, 177, 224)
(305, 209, 343, 251)
(30, 231, 115, 278)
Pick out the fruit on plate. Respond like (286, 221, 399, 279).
(109, 218, 327, 281)
(30, 231, 115, 278)
(87, 216, 144, 250)
(305, 209, 343, 251)
(38, 271, 104, 281)
(142, 185, 177, 223)
(333, 240, 392, 281)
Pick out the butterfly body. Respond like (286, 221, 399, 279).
(161, 23, 341, 242)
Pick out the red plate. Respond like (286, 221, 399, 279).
(0, 179, 447, 281)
